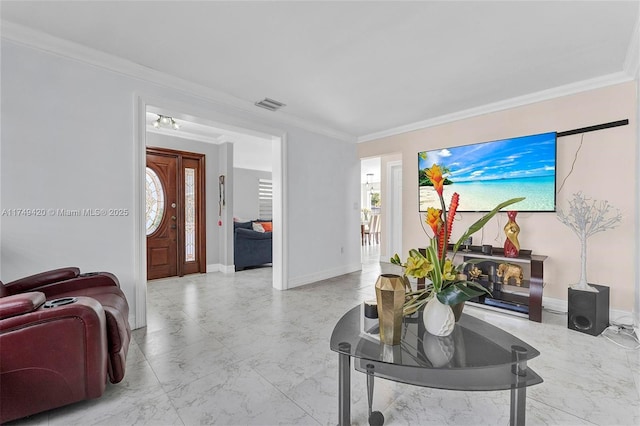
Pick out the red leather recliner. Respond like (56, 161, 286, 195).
(0, 292, 108, 423)
(1, 267, 131, 384)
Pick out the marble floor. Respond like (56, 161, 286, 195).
(11, 246, 640, 425)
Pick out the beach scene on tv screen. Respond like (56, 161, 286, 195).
(419, 132, 556, 212)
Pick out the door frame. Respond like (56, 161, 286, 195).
(146, 146, 207, 277)
(386, 160, 403, 261)
(134, 94, 288, 329)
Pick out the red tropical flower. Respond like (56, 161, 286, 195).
(439, 192, 460, 258)
(446, 192, 460, 241)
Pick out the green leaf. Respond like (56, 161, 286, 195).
(424, 242, 442, 291)
(408, 248, 425, 259)
(453, 197, 525, 253)
(464, 280, 492, 294)
(436, 282, 489, 305)
(390, 253, 402, 266)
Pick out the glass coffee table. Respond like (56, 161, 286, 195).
(330, 305, 543, 426)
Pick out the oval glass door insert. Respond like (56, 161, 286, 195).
(145, 167, 165, 235)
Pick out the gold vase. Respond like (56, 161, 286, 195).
(375, 274, 405, 345)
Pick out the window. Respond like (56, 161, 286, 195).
(145, 167, 165, 235)
(184, 168, 196, 262)
(259, 178, 273, 220)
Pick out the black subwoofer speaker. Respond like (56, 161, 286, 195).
(568, 284, 609, 336)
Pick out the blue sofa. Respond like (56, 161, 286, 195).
(234, 221, 272, 271)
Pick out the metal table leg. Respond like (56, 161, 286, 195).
(366, 364, 384, 426)
(510, 345, 528, 426)
(338, 343, 351, 426)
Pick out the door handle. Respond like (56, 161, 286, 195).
(171, 216, 177, 220)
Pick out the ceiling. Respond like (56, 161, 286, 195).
(1, 1, 638, 143)
(145, 109, 273, 172)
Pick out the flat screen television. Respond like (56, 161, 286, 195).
(418, 132, 557, 212)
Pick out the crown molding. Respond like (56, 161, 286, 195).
(358, 71, 634, 143)
(0, 20, 356, 143)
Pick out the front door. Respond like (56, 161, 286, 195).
(146, 148, 206, 280)
(146, 152, 178, 279)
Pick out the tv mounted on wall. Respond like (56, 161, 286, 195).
(418, 132, 557, 212)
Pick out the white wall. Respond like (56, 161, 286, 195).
(218, 142, 235, 268)
(286, 128, 362, 286)
(0, 39, 361, 325)
(233, 168, 272, 220)
(1, 41, 140, 308)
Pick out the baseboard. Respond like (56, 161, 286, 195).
(287, 263, 362, 289)
(542, 295, 568, 313)
(206, 264, 235, 274)
(220, 264, 236, 274)
(543, 294, 633, 324)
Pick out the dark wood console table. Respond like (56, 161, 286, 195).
(418, 246, 546, 322)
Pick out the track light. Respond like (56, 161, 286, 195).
(153, 114, 180, 130)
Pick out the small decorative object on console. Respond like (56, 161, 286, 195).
(468, 266, 482, 281)
(503, 210, 520, 258)
(363, 299, 378, 319)
(497, 263, 524, 286)
(462, 236, 472, 252)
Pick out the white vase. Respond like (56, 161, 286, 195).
(423, 296, 455, 336)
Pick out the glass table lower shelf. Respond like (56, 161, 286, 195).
(329, 304, 543, 425)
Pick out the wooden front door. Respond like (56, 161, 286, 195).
(146, 148, 206, 280)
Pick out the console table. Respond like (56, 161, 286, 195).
(330, 305, 543, 426)
(418, 246, 547, 322)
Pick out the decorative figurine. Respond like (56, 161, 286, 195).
(497, 263, 524, 286)
(468, 266, 482, 281)
(503, 210, 520, 258)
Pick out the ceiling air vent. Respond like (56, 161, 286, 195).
(255, 98, 286, 112)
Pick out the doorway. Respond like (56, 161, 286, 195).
(146, 147, 206, 279)
(135, 98, 287, 329)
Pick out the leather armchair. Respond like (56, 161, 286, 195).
(0, 292, 108, 423)
(1, 267, 131, 383)
(1, 267, 118, 298)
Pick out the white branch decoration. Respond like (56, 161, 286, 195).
(557, 192, 622, 292)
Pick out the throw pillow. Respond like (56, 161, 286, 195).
(261, 222, 273, 232)
(252, 222, 265, 233)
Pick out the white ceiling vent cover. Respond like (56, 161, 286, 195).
(255, 98, 286, 111)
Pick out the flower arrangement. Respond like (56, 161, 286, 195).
(392, 164, 524, 316)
